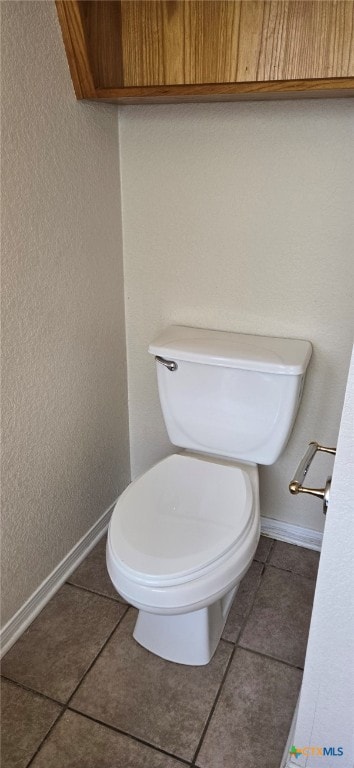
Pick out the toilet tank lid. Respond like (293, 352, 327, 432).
(149, 326, 312, 375)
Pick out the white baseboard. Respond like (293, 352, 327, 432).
(0, 501, 116, 659)
(0, 509, 322, 658)
(261, 516, 323, 552)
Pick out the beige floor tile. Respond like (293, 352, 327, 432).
(222, 561, 263, 643)
(239, 566, 315, 667)
(68, 535, 127, 602)
(269, 540, 320, 581)
(196, 647, 302, 768)
(1, 585, 126, 703)
(253, 535, 274, 563)
(71, 608, 232, 761)
(31, 710, 187, 768)
(1, 678, 62, 768)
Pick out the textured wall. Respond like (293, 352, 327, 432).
(1, 1, 130, 626)
(119, 100, 354, 533)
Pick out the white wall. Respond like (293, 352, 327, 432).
(1, 1, 130, 626)
(119, 101, 354, 532)
(287, 346, 354, 767)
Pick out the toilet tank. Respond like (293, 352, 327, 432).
(149, 326, 312, 465)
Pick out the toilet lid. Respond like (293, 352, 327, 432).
(109, 454, 254, 587)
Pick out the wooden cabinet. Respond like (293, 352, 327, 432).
(56, 1, 354, 103)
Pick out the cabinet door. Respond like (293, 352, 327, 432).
(56, 0, 354, 102)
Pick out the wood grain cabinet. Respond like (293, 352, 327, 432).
(56, 0, 354, 103)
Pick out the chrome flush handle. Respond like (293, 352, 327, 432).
(289, 441, 336, 514)
(155, 355, 178, 372)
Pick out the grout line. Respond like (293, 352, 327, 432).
(234, 557, 306, 673)
(254, 557, 318, 581)
(191, 556, 303, 768)
(0, 674, 64, 707)
(191, 556, 296, 766)
(263, 562, 319, 584)
(191, 610, 305, 767)
(265, 537, 276, 563)
(1, 590, 129, 711)
(6, 545, 313, 768)
(237, 643, 305, 672)
(232, 554, 310, 672)
(65, 579, 128, 606)
(234, 566, 266, 645)
(260, 538, 319, 581)
(219, 637, 234, 647)
(190, 642, 238, 767)
(65, 606, 130, 707)
(67, 706, 192, 766)
(26, 708, 67, 768)
(191, 553, 275, 764)
(11, 602, 193, 768)
(16, 605, 129, 768)
(194, 573, 299, 766)
(224, 560, 266, 646)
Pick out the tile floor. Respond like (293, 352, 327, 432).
(1, 536, 319, 768)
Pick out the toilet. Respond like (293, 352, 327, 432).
(107, 326, 312, 665)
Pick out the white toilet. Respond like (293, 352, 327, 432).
(107, 326, 312, 665)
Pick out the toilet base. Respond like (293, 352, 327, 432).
(133, 585, 238, 665)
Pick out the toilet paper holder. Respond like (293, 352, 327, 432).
(289, 441, 336, 514)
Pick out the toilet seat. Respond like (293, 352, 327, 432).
(107, 453, 259, 612)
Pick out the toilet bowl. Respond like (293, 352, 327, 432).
(107, 453, 260, 665)
(107, 325, 312, 665)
